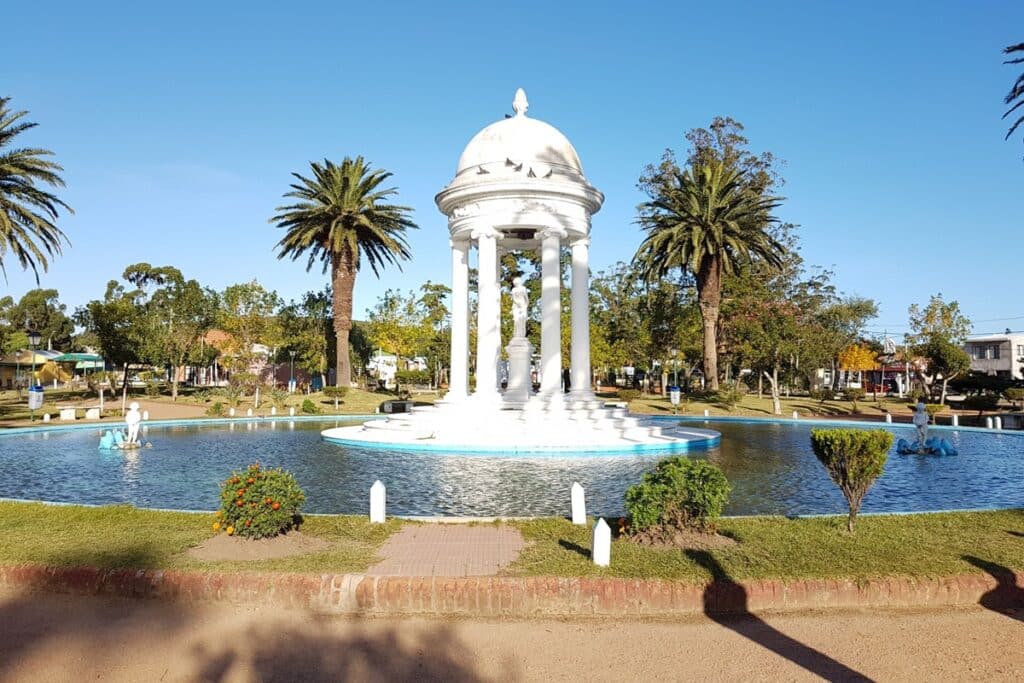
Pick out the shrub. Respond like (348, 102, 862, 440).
(144, 381, 162, 398)
(924, 403, 947, 421)
(908, 388, 928, 404)
(624, 457, 731, 534)
(219, 385, 243, 407)
(808, 388, 830, 405)
(715, 383, 744, 410)
(1004, 387, 1024, 409)
(215, 463, 305, 539)
(193, 389, 213, 403)
(617, 389, 641, 401)
(842, 387, 866, 414)
(322, 386, 349, 410)
(396, 369, 431, 386)
(810, 428, 893, 533)
(962, 393, 1000, 415)
(301, 398, 319, 414)
(268, 388, 290, 408)
(206, 402, 224, 417)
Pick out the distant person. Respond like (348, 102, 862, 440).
(562, 367, 571, 393)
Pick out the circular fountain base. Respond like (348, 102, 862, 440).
(321, 398, 720, 454)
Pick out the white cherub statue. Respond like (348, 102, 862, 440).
(911, 401, 929, 448)
(125, 401, 142, 445)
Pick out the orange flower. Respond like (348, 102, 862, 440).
(226, 526, 234, 536)
(272, 502, 281, 511)
(236, 500, 244, 507)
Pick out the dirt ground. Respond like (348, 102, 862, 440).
(0, 590, 1020, 682)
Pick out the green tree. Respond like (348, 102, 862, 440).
(279, 287, 333, 388)
(271, 157, 417, 388)
(1003, 42, 1024, 148)
(219, 281, 282, 391)
(75, 279, 146, 392)
(635, 158, 784, 390)
(124, 263, 218, 401)
(921, 336, 971, 405)
(365, 289, 430, 367)
(0, 97, 73, 281)
(8, 288, 75, 350)
(906, 294, 972, 347)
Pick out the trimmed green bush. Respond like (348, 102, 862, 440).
(962, 393, 1000, 415)
(215, 463, 305, 539)
(1004, 387, 1024, 409)
(810, 428, 893, 532)
(322, 386, 348, 410)
(205, 402, 224, 417)
(624, 457, 731, 533)
(617, 389, 641, 401)
(924, 403, 947, 421)
(715, 383, 744, 410)
(300, 398, 319, 414)
(808, 388, 830, 405)
(396, 369, 431, 386)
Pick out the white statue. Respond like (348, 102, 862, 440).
(511, 277, 529, 339)
(125, 401, 142, 445)
(912, 401, 929, 448)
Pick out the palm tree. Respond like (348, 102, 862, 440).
(1004, 42, 1024, 145)
(0, 96, 72, 282)
(271, 157, 416, 388)
(634, 159, 784, 390)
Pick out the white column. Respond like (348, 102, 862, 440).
(569, 237, 592, 400)
(474, 226, 501, 401)
(539, 227, 565, 396)
(448, 238, 470, 400)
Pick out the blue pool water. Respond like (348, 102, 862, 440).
(0, 417, 1021, 517)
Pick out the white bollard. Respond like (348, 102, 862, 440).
(951, 414, 959, 427)
(247, 408, 253, 417)
(42, 413, 51, 423)
(792, 410, 799, 420)
(229, 408, 235, 417)
(142, 410, 149, 421)
(985, 416, 993, 429)
(570, 482, 586, 525)
(885, 413, 892, 424)
(369, 480, 386, 523)
(289, 407, 296, 417)
(271, 406, 277, 416)
(703, 409, 709, 417)
(592, 518, 611, 567)
(994, 416, 1002, 430)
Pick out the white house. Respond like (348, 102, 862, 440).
(963, 332, 1024, 380)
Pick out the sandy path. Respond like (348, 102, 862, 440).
(0, 590, 1019, 682)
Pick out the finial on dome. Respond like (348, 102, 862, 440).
(512, 88, 528, 117)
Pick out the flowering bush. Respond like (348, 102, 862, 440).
(214, 463, 305, 539)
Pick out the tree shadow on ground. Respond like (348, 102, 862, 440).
(0, 543, 495, 681)
(684, 550, 872, 682)
(962, 555, 1024, 623)
(191, 618, 490, 682)
(1007, 530, 1024, 539)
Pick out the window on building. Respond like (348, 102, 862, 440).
(991, 345, 1001, 360)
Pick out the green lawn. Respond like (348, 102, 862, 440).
(0, 501, 1020, 582)
(510, 511, 1024, 581)
(0, 502, 402, 573)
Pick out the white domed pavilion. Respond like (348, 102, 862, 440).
(322, 90, 717, 452)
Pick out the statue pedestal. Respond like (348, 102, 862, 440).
(504, 337, 533, 408)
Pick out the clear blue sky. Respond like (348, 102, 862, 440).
(3, 0, 1022, 338)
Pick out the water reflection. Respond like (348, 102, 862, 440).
(0, 419, 1021, 516)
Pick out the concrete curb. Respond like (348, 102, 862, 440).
(1, 564, 1021, 617)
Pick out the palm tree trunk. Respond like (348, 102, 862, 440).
(696, 257, 722, 391)
(331, 249, 356, 388)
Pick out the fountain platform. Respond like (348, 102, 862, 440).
(321, 397, 720, 454)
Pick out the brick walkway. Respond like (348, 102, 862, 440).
(367, 525, 526, 577)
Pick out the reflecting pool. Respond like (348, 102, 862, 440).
(0, 417, 1021, 517)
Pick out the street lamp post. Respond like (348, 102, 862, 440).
(27, 328, 41, 421)
(289, 350, 296, 393)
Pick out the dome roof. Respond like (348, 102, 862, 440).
(454, 89, 585, 181)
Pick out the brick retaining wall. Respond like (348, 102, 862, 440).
(0, 565, 1020, 617)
